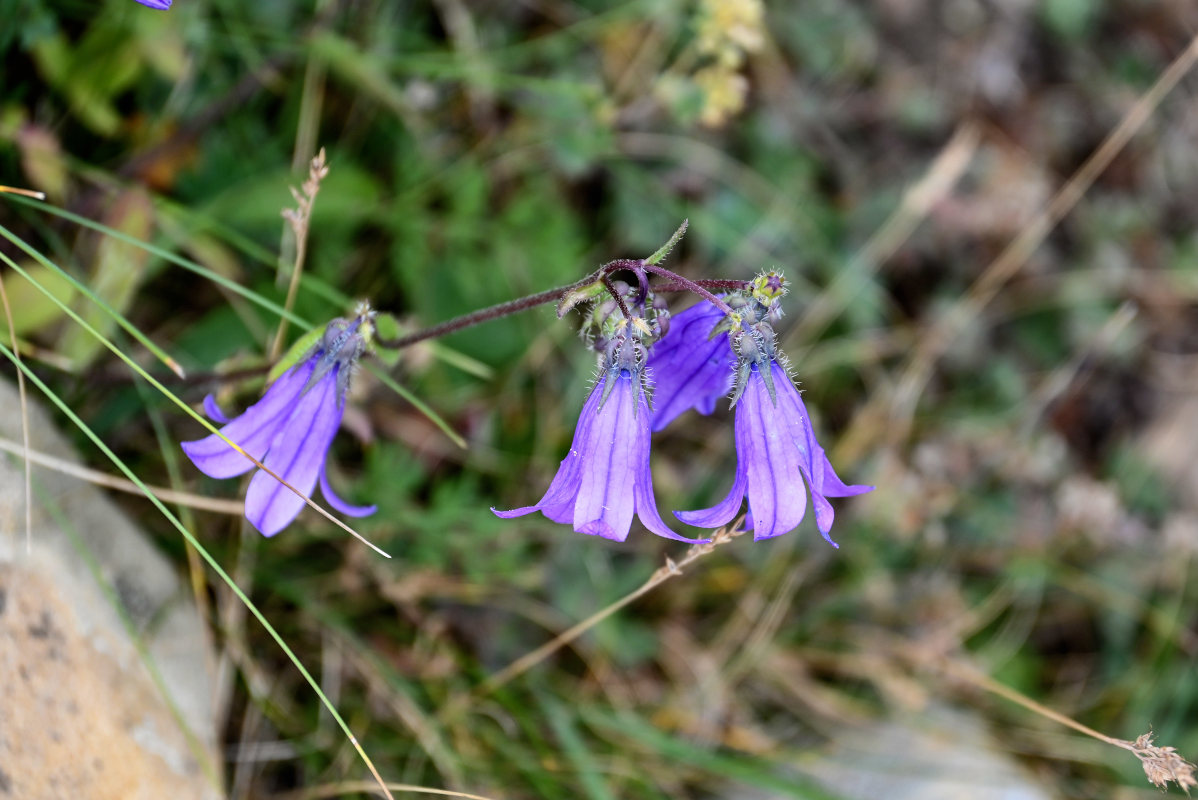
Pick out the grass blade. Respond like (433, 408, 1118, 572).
(0, 220, 186, 377)
(367, 362, 467, 450)
(0, 243, 390, 557)
(2, 193, 307, 327)
(4, 194, 472, 446)
(0, 339, 397, 800)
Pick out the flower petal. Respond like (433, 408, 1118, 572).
(574, 374, 637, 541)
(775, 363, 872, 544)
(320, 467, 377, 517)
(800, 448, 871, 545)
(181, 360, 314, 479)
(808, 490, 838, 546)
(203, 394, 231, 424)
(811, 450, 875, 498)
(743, 366, 806, 540)
(490, 380, 602, 523)
(245, 372, 343, 536)
(649, 303, 735, 432)
(629, 387, 711, 543)
(674, 455, 747, 529)
(775, 366, 872, 500)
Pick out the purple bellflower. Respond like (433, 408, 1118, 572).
(647, 301, 735, 432)
(134, 0, 172, 8)
(675, 317, 873, 546)
(182, 314, 377, 537)
(493, 332, 709, 543)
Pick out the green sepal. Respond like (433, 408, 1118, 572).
(729, 361, 752, 408)
(645, 219, 688, 265)
(557, 281, 606, 318)
(268, 324, 324, 383)
(598, 368, 619, 410)
(760, 359, 778, 406)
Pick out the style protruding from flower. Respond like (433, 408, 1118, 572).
(674, 272, 873, 545)
(493, 290, 710, 543)
(182, 306, 377, 537)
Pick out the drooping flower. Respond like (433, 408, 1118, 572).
(675, 326, 872, 545)
(134, 0, 172, 8)
(493, 333, 709, 543)
(646, 301, 735, 432)
(182, 314, 377, 537)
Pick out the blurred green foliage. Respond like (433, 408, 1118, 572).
(4, 0, 1198, 797)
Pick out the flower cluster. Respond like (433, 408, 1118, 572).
(494, 271, 873, 545)
(493, 312, 708, 543)
(685, 0, 767, 127)
(182, 310, 377, 536)
(180, 263, 869, 548)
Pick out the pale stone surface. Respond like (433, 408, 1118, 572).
(723, 705, 1053, 800)
(800, 707, 1054, 800)
(0, 378, 220, 800)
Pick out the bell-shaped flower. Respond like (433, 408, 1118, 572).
(134, 0, 172, 8)
(182, 315, 377, 536)
(493, 336, 709, 543)
(647, 301, 735, 432)
(675, 328, 872, 545)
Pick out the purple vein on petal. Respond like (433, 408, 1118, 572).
(245, 374, 343, 536)
(575, 374, 636, 540)
(181, 360, 314, 479)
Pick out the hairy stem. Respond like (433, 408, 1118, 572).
(654, 279, 750, 293)
(373, 276, 597, 349)
(375, 225, 730, 350)
(601, 276, 634, 320)
(640, 264, 736, 315)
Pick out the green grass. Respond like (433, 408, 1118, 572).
(3, 0, 1198, 797)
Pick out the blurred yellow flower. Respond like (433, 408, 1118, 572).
(696, 0, 765, 65)
(694, 65, 749, 127)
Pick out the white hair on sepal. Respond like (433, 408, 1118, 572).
(641, 363, 657, 410)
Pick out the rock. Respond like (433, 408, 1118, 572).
(801, 706, 1053, 800)
(0, 378, 220, 800)
(714, 705, 1053, 800)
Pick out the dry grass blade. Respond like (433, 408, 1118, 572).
(288, 781, 499, 800)
(339, 646, 465, 789)
(870, 32, 1198, 452)
(0, 435, 245, 515)
(447, 520, 747, 718)
(0, 249, 389, 557)
(191, 424, 390, 555)
(271, 147, 329, 360)
(917, 650, 1197, 792)
(0, 271, 32, 553)
(0, 185, 46, 199)
(0, 338, 394, 800)
(1017, 300, 1138, 438)
(793, 121, 980, 346)
(1132, 732, 1198, 792)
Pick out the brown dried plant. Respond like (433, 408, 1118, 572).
(930, 656, 1197, 793)
(1131, 732, 1197, 792)
(271, 147, 329, 360)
